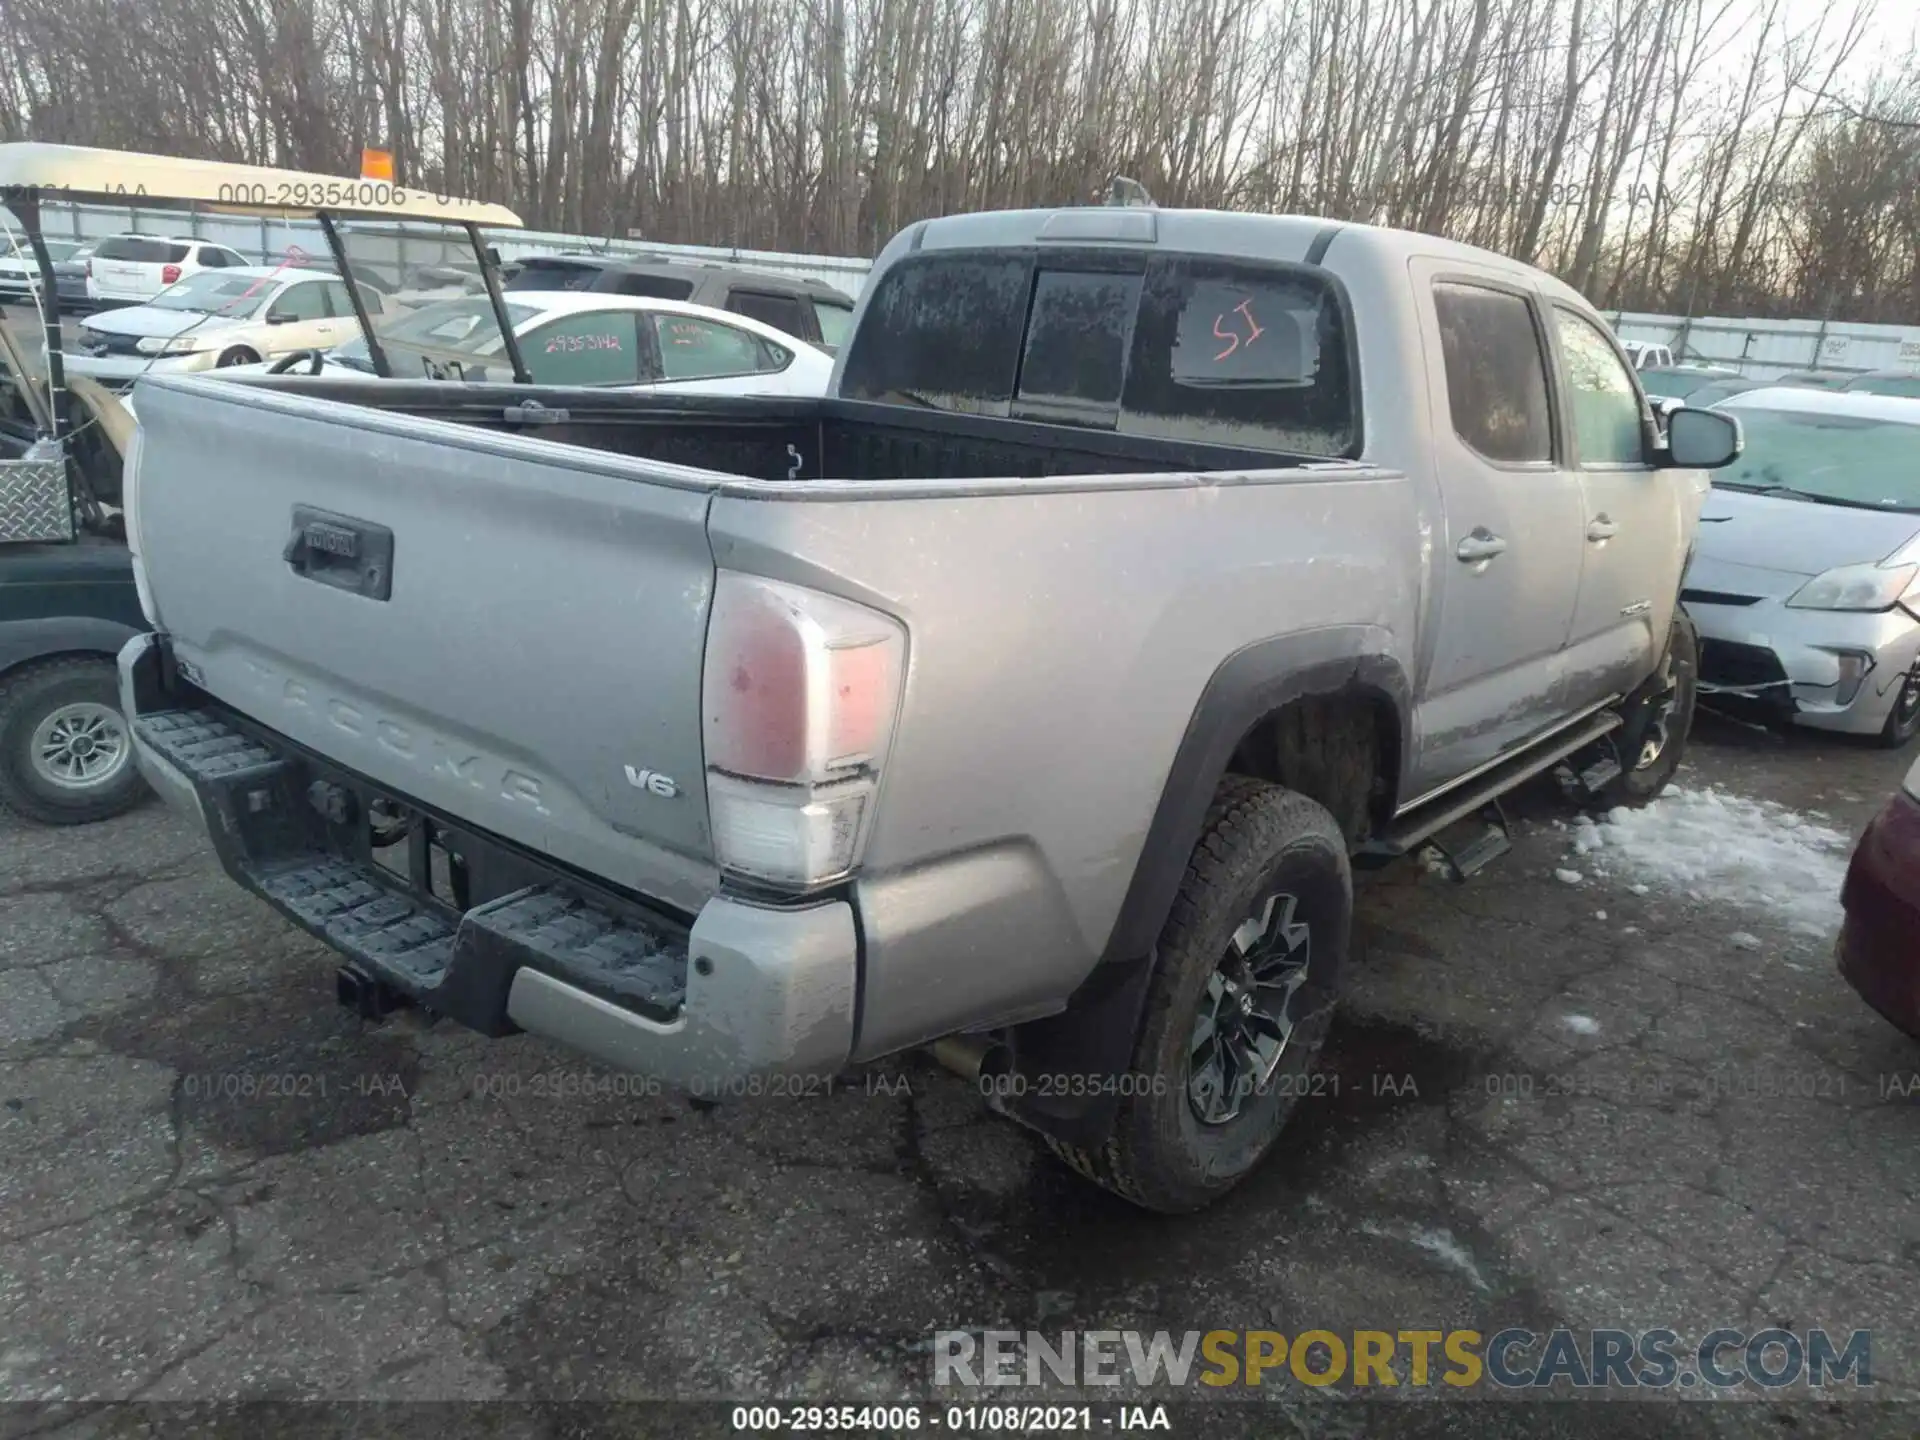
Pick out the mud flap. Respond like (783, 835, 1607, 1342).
(997, 952, 1158, 1148)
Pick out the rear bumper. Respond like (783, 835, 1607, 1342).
(118, 632, 859, 1089)
(1837, 784, 1920, 1038)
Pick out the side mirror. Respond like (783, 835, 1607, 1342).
(1662, 407, 1741, 469)
(265, 310, 297, 325)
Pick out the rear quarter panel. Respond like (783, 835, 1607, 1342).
(708, 467, 1420, 1056)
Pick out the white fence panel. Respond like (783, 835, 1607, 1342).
(1609, 311, 1920, 379)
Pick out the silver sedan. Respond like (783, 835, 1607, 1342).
(1682, 387, 1920, 746)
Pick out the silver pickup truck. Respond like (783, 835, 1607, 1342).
(117, 206, 1741, 1212)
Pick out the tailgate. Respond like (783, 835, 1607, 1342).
(130, 378, 721, 913)
(92, 258, 150, 293)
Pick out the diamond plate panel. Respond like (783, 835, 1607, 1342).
(0, 460, 74, 544)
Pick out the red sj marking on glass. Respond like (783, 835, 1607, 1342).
(1212, 313, 1239, 361)
(1212, 298, 1264, 362)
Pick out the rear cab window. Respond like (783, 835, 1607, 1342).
(838, 250, 1358, 456)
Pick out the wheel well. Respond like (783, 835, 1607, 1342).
(1224, 688, 1399, 844)
(2, 646, 122, 683)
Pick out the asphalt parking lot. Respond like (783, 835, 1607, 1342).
(2, 713, 1917, 1433)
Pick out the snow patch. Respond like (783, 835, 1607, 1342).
(1565, 786, 1850, 937)
(1562, 1014, 1602, 1036)
(1729, 931, 1762, 952)
(1555, 868, 1584, 885)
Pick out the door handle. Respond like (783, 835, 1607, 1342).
(1586, 515, 1620, 542)
(1455, 528, 1508, 563)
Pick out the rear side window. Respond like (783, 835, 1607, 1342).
(812, 298, 853, 349)
(1432, 283, 1553, 464)
(728, 289, 810, 339)
(95, 237, 191, 264)
(840, 251, 1357, 455)
(609, 272, 696, 301)
(651, 314, 786, 379)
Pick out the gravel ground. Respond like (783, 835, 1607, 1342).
(2, 712, 1917, 1438)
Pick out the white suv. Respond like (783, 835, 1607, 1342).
(85, 234, 249, 307)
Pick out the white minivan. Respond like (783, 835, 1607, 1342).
(86, 233, 250, 306)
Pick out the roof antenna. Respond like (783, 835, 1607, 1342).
(1106, 176, 1156, 209)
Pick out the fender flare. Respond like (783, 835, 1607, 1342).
(0, 617, 146, 680)
(1002, 626, 1411, 1145)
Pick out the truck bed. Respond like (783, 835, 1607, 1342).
(228, 376, 1331, 484)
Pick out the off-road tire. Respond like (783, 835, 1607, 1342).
(215, 346, 260, 368)
(0, 657, 148, 825)
(1590, 611, 1697, 809)
(1046, 776, 1350, 1213)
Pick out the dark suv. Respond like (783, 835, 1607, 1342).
(504, 253, 856, 353)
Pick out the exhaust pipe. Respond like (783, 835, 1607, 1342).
(928, 1033, 1011, 1083)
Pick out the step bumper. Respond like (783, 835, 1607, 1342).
(117, 634, 858, 1090)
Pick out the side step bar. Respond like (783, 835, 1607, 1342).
(1358, 710, 1624, 863)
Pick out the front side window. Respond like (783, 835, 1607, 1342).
(268, 282, 329, 323)
(524, 312, 643, 385)
(651, 314, 783, 380)
(1432, 283, 1553, 464)
(1556, 308, 1647, 465)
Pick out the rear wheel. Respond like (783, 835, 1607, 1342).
(1047, 777, 1349, 1213)
(1589, 611, 1696, 809)
(215, 346, 260, 368)
(0, 657, 149, 825)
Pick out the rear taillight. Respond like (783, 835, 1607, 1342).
(161, 263, 182, 285)
(703, 573, 906, 890)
